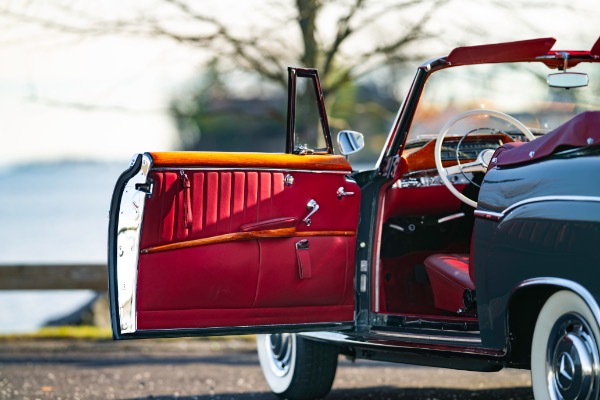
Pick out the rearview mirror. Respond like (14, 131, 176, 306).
(337, 130, 365, 155)
(547, 72, 589, 89)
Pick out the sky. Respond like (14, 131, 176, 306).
(0, 0, 598, 168)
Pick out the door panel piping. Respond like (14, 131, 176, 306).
(140, 229, 356, 254)
(152, 166, 353, 175)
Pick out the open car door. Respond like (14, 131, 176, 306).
(108, 68, 361, 339)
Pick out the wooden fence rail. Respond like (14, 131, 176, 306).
(0, 264, 108, 291)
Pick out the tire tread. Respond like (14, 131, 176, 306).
(278, 337, 338, 400)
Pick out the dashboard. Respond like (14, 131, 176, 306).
(399, 133, 513, 177)
(383, 133, 514, 219)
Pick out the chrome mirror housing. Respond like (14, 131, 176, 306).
(337, 130, 365, 155)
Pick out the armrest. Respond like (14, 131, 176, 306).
(240, 217, 298, 232)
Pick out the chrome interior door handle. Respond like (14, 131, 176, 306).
(337, 187, 355, 198)
(303, 199, 319, 226)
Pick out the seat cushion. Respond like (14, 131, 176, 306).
(424, 254, 474, 313)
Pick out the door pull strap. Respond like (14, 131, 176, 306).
(295, 240, 312, 279)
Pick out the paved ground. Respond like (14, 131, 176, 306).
(0, 338, 534, 399)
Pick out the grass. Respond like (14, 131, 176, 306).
(0, 325, 113, 340)
(0, 326, 256, 342)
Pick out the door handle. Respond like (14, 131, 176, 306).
(302, 199, 319, 226)
(337, 187, 355, 198)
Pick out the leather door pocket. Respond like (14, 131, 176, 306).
(240, 217, 298, 232)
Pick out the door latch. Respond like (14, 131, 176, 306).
(302, 199, 319, 226)
(135, 180, 154, 195)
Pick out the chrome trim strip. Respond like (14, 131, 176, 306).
(473, 209, 503, 221)
(478, 195, 600, 221)
(503, 195, 600, 216)
(516, 278, 600, 331)
(371, 330, 482, 345)
(438, 212, 465, 224)
(152, 166, 352, 175)
(301, 331, 499, 357)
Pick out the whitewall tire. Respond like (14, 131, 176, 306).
(256, 333, 338, 399)
(531, 290, 600, 400)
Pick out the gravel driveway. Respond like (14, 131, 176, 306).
(0, 338, 533, 399)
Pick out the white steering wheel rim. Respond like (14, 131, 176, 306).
(434, 109, 535, 208)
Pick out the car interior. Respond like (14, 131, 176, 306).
(376, 135, 506, 322)
(376, 110, 600, 326)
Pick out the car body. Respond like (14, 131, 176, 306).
(108, 37, 600, 400)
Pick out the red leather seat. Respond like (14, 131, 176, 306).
(424, 254, 475, 314)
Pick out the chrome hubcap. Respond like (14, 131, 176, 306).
(265, 333, 293, 377)
(547, 314, 600, 400)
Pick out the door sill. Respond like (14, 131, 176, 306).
(370, 328, 482, 346)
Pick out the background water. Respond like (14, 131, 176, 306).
(0, 161, 128, 333)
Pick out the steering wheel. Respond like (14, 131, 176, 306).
(434, 109, 535, 208)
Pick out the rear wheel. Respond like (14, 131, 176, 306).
(256, 333, 338, 399)
(531, 291, 600, 400)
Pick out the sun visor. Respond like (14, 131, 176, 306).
(446, 38, 556, 66)
(591, 36, 600, 57)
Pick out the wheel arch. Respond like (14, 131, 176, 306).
(506, 278, 600, 368)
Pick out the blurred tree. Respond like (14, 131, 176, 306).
(1, 0, 449, 163)
(154, 0, 448, 162)
(142, 0, 449, 91)
(2, 0, 580, 164)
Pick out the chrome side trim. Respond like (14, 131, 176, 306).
(503, 195, 600, 215)
(476, 195, 600, 221)
(370, 330, 482, 345)
(152, 166, 352, 175)
(301, 331, 500, 357)
(516, 278, 600, 331)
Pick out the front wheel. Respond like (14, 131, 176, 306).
(531, 291, 600, 400)
(256, 333, 338, 399)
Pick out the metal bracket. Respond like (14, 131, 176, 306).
(135, 179, 154, 196)
(284, 174, 294, 186)
(295, 239, 309, 250)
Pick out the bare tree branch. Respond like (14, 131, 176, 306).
(322, 0, 364, 78)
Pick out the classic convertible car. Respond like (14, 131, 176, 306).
(108, 36, 600, 400)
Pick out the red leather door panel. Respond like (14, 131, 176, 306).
(137, 241, 260, 311)
(254, 237, 354, 308)
(133, 153, 360, 332)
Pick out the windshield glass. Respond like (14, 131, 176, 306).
(407, 61, 600, 143)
